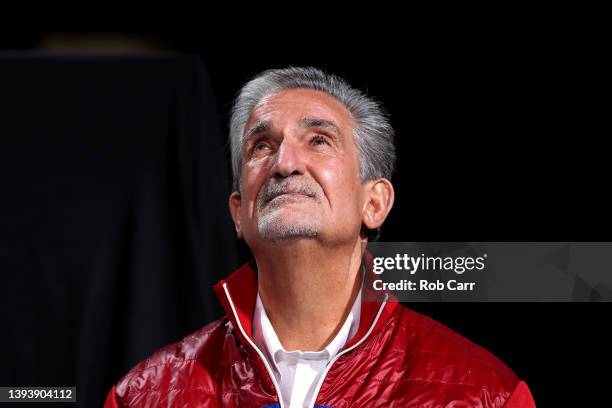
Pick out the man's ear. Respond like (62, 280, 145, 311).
(229, 191, 243, 239)
(362, 178, 395, 231)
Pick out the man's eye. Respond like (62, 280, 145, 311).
(253, 141, 270, 151)
(311, 135, 330, 146)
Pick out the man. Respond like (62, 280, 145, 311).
(104, 67, 535, 407)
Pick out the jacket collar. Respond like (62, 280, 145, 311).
(212, 251, 399, 351)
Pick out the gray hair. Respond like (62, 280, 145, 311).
(229, 66, 396, 192)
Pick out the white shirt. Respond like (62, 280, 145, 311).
(252, 289, 361, 408)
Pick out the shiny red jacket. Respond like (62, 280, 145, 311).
(104, 260, 535, 407)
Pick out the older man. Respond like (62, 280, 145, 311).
(104, 67, 535, 407)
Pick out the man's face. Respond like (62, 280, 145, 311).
(230, 88, 368, 247)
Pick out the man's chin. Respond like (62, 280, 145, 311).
(257, 222, 320, 243)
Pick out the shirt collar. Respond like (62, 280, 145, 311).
(213, 253, 399, 353)
(252, 286, 362, 372)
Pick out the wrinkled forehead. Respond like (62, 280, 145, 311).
(244, 88, 355, 139)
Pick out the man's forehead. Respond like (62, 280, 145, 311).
(244, 117, 343, 143)
(246, 88, 353, 130)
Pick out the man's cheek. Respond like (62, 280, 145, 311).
(320, 164, 357, 198)
(317, 160, 346, 185)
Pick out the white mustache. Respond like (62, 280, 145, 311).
(258, 179, 320, 205)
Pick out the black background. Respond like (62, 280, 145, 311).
(1, 23, 609, 407)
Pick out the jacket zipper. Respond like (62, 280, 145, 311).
(222, 283, 286, 408)
(308, 294, 389, 408)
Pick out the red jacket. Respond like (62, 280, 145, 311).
(104, 260, 535, 407)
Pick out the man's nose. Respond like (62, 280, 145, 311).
(271, 140, 305, 178)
